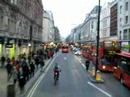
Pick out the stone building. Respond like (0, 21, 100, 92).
(0, 0, 43, 58)
(42, 11, 55, 43)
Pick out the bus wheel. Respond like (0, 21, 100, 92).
(120, 77, 124, 84)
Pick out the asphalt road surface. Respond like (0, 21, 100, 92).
(26, 52, 130, 97)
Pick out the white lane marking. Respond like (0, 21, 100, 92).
(88, 82, 112, 97)
(75, 56, 86, 68)
(27, 55, 58, 97)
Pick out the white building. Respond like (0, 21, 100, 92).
(81, 6, 99, 43)
(43, 11, 55, 43)
(68, 6, 100, 44)
(118, 0, 130, 51)
(100, 2, 111, 41)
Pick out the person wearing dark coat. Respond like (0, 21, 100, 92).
(17, 67, 26, 94)
(85, 60, 90, 71)
(21, 58, 30, 81)
(35, 55, 39, 69)
(1, 56, 5, 67)
(6, 60, 12, 81)
(30, 61, 35, 76)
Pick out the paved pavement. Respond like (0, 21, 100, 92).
(0, 67, 8, 97)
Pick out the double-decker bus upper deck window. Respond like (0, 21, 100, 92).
(120, 58, 130, 73)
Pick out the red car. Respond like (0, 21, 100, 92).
(113, 51, 130, 88)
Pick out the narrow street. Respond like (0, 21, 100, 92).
(25, 52, 130, 97)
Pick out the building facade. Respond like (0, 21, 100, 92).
(100, 2, 111, 41)
(110, 0, 118, 41)
(68, 6, 100, 44)
(0, 0, 43, 58)
(42, 11, 55, 43)
(118, 0, 130, 51)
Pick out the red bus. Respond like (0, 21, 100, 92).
(81, 45, 93, 60)
(113, 51, 130, 88)
(92, 41, 120, 72)
(62, 45, 69, 53)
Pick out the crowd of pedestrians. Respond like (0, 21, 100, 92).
(0, 47, 56, 94)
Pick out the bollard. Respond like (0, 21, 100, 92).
(7, 83, 15, 97)
(96, 70, 101, 81)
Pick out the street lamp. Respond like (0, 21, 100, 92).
(95, 0, 101, 78)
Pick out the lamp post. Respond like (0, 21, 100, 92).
(95, 0, 101, 78)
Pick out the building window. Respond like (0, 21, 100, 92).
(120, 5, 122, 14)
(123, 29, 128, 40)
(120, 18, 122, 22)
(120, 31, 122, 40)
(125, 16, 128, 24)
(0, 8, 3, 27)
(125, 2, 128, 11)
(0, 16, 3, 27)
(129, 29, 130, 40)
(91, 21, 93, 29)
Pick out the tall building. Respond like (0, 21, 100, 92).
(79, 6, 100, 43)
(54, 26, 61, 43)
(43, 11, 55, 43)
(100, 2, 111, 41)
(67, 6, 100, 44)
(118, 0, 130, 51)
(0, 0, 43, 58)
(110, 0, 118, 41)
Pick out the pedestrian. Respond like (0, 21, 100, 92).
(85, 59, 90, 71)
(1, 56, 5, 67)
(21, 58, 30, 81)
(12, 66, 18, 84)
(29, 61, 35, 77)
(15, 61, 20, 72)
(11, 57, 16, 66)
(40, 58, 45, 72)
(6, 59, 12, 81)
(17, 67, 26, 94)
(34, 55, 39, 69)
(28, 55, 31, 64)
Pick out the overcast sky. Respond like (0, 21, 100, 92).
(42, 0, 113, 38)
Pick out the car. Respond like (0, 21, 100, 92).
(74, 50, 81, 55)
(62, 46, 69, 53)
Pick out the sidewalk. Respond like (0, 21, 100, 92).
(17, 59, 51, 97)
(0, 59, 51, 97)
(0, 67, 8, 97)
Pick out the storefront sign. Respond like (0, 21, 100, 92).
(5, 43, 13, 48)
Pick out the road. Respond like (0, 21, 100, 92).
(26, 52, 130, 97)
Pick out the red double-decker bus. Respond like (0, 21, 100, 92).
(113, 51, 130, 88)
(81, 45, 93, 60)
(92, 41, 120, 72)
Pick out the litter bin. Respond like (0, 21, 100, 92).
(7, 83, 15, 97)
